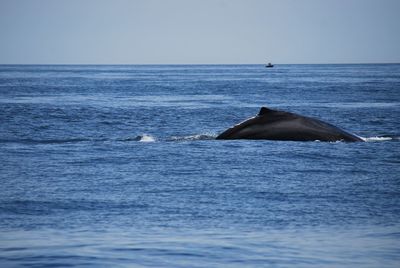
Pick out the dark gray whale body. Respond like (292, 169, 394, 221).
(216, 107, 363, 142)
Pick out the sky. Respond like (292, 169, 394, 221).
(0, 0, 399, 64)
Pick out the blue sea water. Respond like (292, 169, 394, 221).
(0, 64, 399, 267)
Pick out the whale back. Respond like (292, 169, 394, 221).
(216, 107, 363, 142)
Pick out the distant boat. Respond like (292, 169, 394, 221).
(265, 63, 274, 68)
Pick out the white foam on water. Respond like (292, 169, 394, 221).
(138, 134, 156, 143)
(363, 136, 393, 142)
(168, 133, 217, 141)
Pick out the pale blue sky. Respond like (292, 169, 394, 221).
(0, 0, 399, 64)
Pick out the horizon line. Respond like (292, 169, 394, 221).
(0, 62, 399, 66)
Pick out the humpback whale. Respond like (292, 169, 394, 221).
(216, 107, 363, 142)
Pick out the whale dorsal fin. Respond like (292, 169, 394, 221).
(258, 107, 274, 116)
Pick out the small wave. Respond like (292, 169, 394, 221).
(112, 135, 158, 142)
(167, 134, 217, 142)
(0, 138, 91, 144)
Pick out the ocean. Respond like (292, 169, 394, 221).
(0, 64, 399, 267)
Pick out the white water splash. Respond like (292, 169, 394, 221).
(137, 134, 156, 143)
(363, 136, 393, 142)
